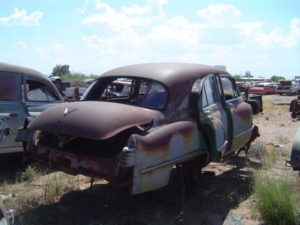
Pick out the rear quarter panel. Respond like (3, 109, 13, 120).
(131, 120, 207, 194)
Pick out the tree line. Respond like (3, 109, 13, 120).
(51, 64, 98, 81)
(51, 64, 287, 82)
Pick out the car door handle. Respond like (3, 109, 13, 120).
(0, 113, 18, 117)
(227, 102, 234, 107)
(9, 113, 18, 117)
(204, 110, 211, 114)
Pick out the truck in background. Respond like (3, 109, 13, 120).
(276, 79, 300, 95)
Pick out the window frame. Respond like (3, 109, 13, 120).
(25, 78, 61, 102)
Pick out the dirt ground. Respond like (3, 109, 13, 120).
(0, 94, 299, 225)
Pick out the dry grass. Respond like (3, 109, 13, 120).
(262, 99, 289, 111)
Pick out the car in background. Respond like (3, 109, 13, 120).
(276, 80, 300, 95)
(18, 63, 259, 195)
(0, 62, 64, 155)
(236, 82, 263, 114)
(248, 82, 276, 95)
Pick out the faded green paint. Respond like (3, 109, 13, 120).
(291, 127, 300, 170)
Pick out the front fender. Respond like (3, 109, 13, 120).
(130, 120, 208, 194)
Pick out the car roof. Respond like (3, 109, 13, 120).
(99, 63, 230, 109)
(255, 82, 273, 86)
(0, 62, 49, 82)
(101, 63, 230, 86)
(0, 62, 64, 101)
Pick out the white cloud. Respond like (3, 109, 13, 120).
(235, 18, 300, 47)
(121, 0, 167, 17)
(286, 18, 300, 47)
(81, 0, 167, 33)
(0, 8, 43, 27)
(234, 22, 264, 36)
(197, 4, 241, 28)
(148, 16, 205, 46)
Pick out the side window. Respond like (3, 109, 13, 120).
(220, 76, 239, 100)
(201, 76, 219, 108)
(0, 72, 19, 101)
(100, 78, 133, 98)
(138, 81, 167, 110)
(26, 80, 60, 102)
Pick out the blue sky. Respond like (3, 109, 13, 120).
(1, 0, 300, 79)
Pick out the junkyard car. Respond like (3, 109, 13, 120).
(249, 82, 276, 95)
(0, 62, 63, 154)
(276, 80, 300, 95)
(290, 127, 300, 171)
(0, 197, 14, 225)
(18, 63, 259, 194)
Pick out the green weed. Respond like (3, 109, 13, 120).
(43, 173, 69, 203)
(253, 173, 297, 225)
(18, 164, 41, 183)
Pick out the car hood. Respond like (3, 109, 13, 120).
(28, 101, 164, 140)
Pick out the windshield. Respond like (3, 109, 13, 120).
(83, 77, 168, 110)
(254, 84, 265, 87)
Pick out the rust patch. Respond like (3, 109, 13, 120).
(234, 104, 251, 121)
(49, 150, 120, 177)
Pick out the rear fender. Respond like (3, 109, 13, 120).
(130, 120, 208, 194)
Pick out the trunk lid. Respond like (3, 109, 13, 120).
(28, 101, 163, 139)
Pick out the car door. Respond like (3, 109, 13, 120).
(197, 75, 229, 159)
(0, 72, 26, 154)
(218, 75, 253, 154)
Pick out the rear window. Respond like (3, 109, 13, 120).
(84, 77, 168, 110)
(255, 84, 265, 87)
(0, 73, 19, 101)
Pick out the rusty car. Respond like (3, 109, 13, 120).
(17, 63, 259, 194)
(0, 62, 64, 155)
(276, 80, 300, 95)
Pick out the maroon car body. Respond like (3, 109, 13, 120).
(18, 63, 259, 194)
(249, 82, 276, 95)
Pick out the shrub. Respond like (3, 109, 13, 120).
(253, 173, 297, 225)
(18, 164, 40, 183)
(43, 173, 69, 203)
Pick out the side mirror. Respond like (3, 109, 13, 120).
(244, 88, 249, 102)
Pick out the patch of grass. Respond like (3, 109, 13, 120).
(261, 146, 280, 169)
(0, 180, 8, 193)
(18, 164, 41, 183)
(263, 100, 289, 111)
(43, 173, 70, 203)
(277, 136, 290, 145)
(253, 173, 297, 225)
